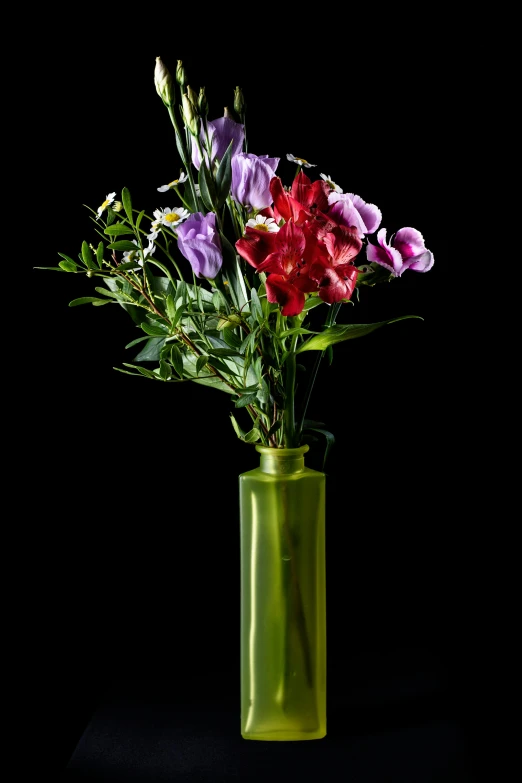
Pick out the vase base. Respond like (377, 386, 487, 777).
(241, 730, 326, 741)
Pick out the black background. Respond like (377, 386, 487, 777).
(30, 37, 474, 780)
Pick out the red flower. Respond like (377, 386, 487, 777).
(308, 224, 363, 304)
(256, 221, 317, 316)
(270, 171, 329, 226)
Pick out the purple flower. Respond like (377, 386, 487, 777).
(176, 212, 223, 279)
(327, 192, 382, 238)
(366, 227, 434, 277)
(231, 153, 280, 210)
(191, 116, 245, 170)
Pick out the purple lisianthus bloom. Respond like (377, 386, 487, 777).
(327, 192, 382, 238)
(366, 227, 434, 277)
(231, 153, 280, 210)
(191, 116, 245, 170)
(177, 211, 223, 279)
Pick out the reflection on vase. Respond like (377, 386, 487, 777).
(239, 445, 326, 740)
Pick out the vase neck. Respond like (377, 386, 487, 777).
(255, 445, 309, 475)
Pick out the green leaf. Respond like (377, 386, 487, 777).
(230, 413, 245, 440)
(198, 161, 217, 212)
(267, 420, 282, 438)
(96, 241, 104, 268)
(303, 296, 325, 311)
(170, 344, 184, 377)
(69, 296, 111, 307)
(296, 317, 423, 353)
(58, 252, 79, 267)
(122, 363, 158, 379)
(106, 240, 139, 252)
(122, 187, 133, 224)
(81, 241, 97, 270)
(166, 294, 176, 322)
(196, 355, 209, 374)
(219, 231, 247, 310)
(215, 140, 234, 208)
(250, 287, 263, 324)
(159, 360, 172, 380)
(279, 327, 318, 339)
(244, 427, 261, 443)
(207, 347, 242, 357)
(135, 210, 145, 231)
(58, 260, 78, 272)
(235, 392, 258, 408)
(134, 337, 166, 362)
(140, 321, 170, 336)
(103, 223, 134, 236)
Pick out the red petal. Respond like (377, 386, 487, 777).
(235, 227, 279, 269)
(265, 275, 305, 316)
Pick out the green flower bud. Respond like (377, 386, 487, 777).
(234, 86, 245, 116)
(176, 59, 186, 89)
(198, 86, 209, 117)
(154, 56, 174, 107)
(182, 93, 200, 137)
(186, 85, 199, 110)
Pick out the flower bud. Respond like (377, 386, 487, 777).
(154, 56, 174, 107)
(198, 86, 209, 117)
(182, 93, 200, 137)
(224, 106, 234, 119)
(187, 85, 199, 110)
(234, 86, 245, 116)
(176, 59, 186, 89)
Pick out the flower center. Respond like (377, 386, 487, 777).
(168, 180, 179, 187)
(255, 224, 269, 232)
(297, 157, 308, 164)
(101, 199, 111, 209)
(165, 212, 180, 223)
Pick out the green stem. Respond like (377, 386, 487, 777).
(296, 302, 341, 439)
(283, 321, 299, 448)
(166, 104, 200, 211)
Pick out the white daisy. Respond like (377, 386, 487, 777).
(96, 192, 116, 220)
(320, 174, 343, 194)
(286, 154, 316, 168)
(122, 239, 156, 268)
(157, 172, 189, 192)
(152, 206, 190, 229)
(246, 214, 280, 233)
(122, 240, 142, 267)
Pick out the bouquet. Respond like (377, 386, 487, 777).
(36, 56, 434, 468)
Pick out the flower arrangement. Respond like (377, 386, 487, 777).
(36, 56, 434, 468)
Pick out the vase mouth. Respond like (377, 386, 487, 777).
(255, 445, 309, 457)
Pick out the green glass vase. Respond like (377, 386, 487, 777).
(239, 444, 326, 740)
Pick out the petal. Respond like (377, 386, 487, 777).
(404, 249, 434, 273)
(348, 194, 382, 235)
(265, 275, 305, 316)
(235, 227, 279, 269)
(393, 227, 427, 259)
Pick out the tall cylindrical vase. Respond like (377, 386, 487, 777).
(239, 444, 326, 740)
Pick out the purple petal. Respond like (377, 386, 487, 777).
(404, 250, 434, 273)
(366, 228, 404, 276)
(393, 227, 427, 259)
(348, 194, 382, 235)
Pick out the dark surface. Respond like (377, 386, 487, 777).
(30, 30, 472, 781)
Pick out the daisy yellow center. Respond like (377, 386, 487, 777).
(255, 223, 269, 231)
(169, 180, 179, 187)
(101, 199, 111, 209)
(165, 212, 180, 223)
(297, 157, 308, 164)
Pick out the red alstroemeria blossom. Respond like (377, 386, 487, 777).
(235, 226, 280, 269)
(308, 224, 363, 304)
(256, 221, 317, 316)
(290, 170, 330, 215)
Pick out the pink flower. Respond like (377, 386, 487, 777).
(366, 227, 434, 277)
